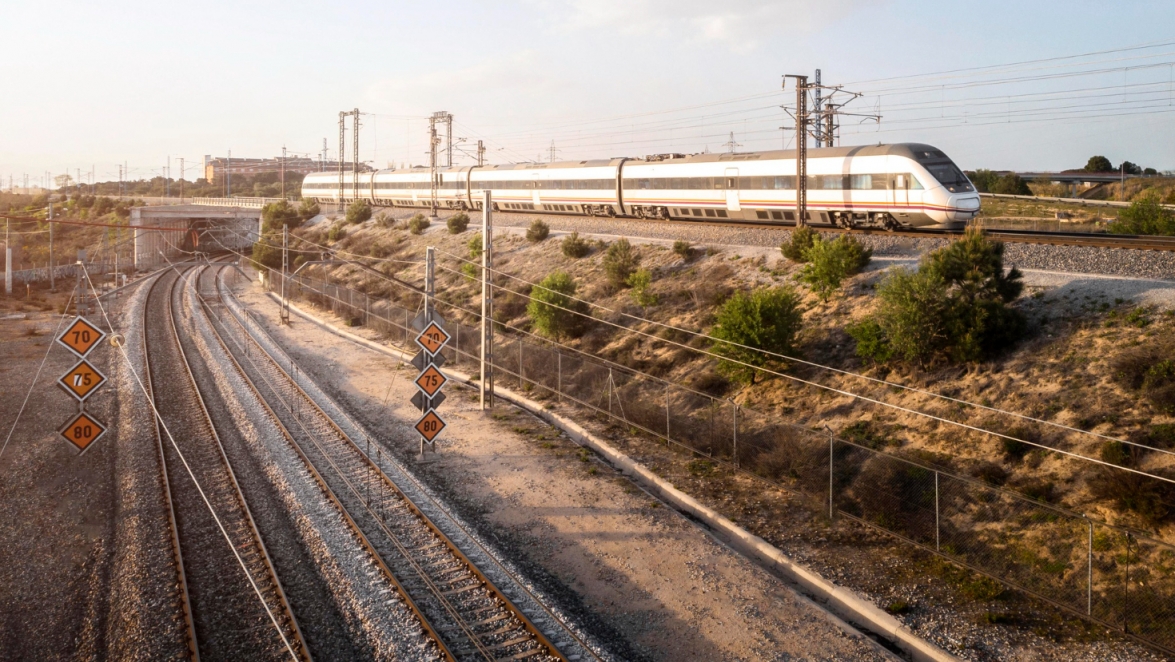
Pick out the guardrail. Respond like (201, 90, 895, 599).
(980, 192, 1174, 210)
(188, 197, 285, 209)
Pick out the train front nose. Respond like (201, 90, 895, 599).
(949, 194, 981, 221)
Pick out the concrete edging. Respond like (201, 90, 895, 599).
(261, 289, 958, 662)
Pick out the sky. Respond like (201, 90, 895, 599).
(2, 0, 1175, 186)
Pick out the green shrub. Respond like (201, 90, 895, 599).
(603, 238, 640, 287)
(327, 222, 346, 242)
(526, 219, 550, 242)
(850, 228, 1025, 365)
(527, 270, 588, 339)
(780, 226, 819, 262)
(626, 268, 657, 307)
(345, 199, 372, 224)
(562, 231, 590, 258)
(261, 199, 302, 232)
(408, 213, 430, 235)
(297, 198, 320, 221)
(709, 286, 804, 384)
(447, 212, 470, 234)
(1112, 339, 1175, 414)
(798, 234, 872, 300)
(468, 232, 483, 259)
(460, 262, 478, 280)
(672, 240, 694, 259)
(1108, 195, 1175, 236)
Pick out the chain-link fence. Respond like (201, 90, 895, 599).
(260, 267, 1175, 655)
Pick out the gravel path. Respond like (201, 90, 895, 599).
(229, 274, 898, 662)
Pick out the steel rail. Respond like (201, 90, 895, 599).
(145, 266, 310, 660)
(200, 263, 567, 661)
(190, 261, 457, 662)
(141, 271, 201, 662)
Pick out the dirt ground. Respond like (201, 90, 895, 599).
(231, 280, 894, 662)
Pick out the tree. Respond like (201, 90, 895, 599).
(526, 219, 550, 242)
(709, 287, 804, 384)
(626, 268, 657, 307)
(561, 231, 590, 258)
(527, 271, 587, 339)
(602, 238, 640, 287)
(447, 212, 469, 234)
(798, 234, 872, 300)
(1109, 194, 1175, 236)
(966, 169, 1000, 193)
(780, 225, 818, 262)
(468, 233, 483, 259)
(346, 199, 372, 224)
(1144, 167, 1158, 176)
(298, 198, 320, 221)
(1084, 156, 1114, 173)
(408, 213, 430, 235)
(1121, 161, 1143, 176)
(850, 228, 1026, 365)
(262, 199, 303, 232)
(989, 173, 1032, 196)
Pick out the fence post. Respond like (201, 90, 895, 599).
(519, 339, 523, 389)
(607, 368, 613, 416)
(480, 189, 494, 410)
(1087, 518, 1093, 616)
(829, 434, 835, 521)
(731, 402, 738, 468)
(454, 322, 459, 367)
(935, 471, 940, 552)
(664, 383, 670, 444)
(556, 351, 562, 403)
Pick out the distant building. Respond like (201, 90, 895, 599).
(203, 155, 370, 182)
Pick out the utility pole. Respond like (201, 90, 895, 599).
(281, 145, 286, 200)
(477, 139, 485, 167)
(179, 157, 184, 201)
(1120, 163, 1125, 201)
(322, 138, 327, 172)
(813, 69, 824, 147)
(48, 203, 54, 291)
(5, 217, 11, 296)
(339, 112, 346, 208)
(227, 150, 232, 198)
(281, 225, 289, 324)
(480, 189, 494, 410)
(353, 108, 360, 203)
(549, 140, 558, 163)
(723, 132, 741, 154)
(429, 113, 439, 217)
(785, 74, 809, 227)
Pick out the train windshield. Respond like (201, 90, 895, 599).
(923, 163, 973, 192)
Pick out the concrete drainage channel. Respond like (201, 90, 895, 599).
(251, 282, 957, 662)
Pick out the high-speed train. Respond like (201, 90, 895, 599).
(302, 143, 979, 229)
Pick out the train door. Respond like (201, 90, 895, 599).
(724, 168, 741, 213)
(893, 173, 909, 211)
(532, 178, 541, 209)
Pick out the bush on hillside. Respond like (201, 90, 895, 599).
(345, 199, 372, 224)
(561, 231, 590, 258)
(468, 233, 483, 259)
(527, 270, 588, 339)
(849, 228, 1025, 366)
(1112, 338, 1175, 415)
(1108, 195, 1175, 236)
(603, 238, 639, 287)
(526, 219, 550, 242)
(966, 170, 1032, 195)
(408, 213, 430, 235)
(262, 199, 302, 232)
(709, 286, 804, 384)
(780, 225, 819, 262)
(672, 240, 694, 259)
(626, 268, 657, 307)
(447, 212, 470, 234)
(798, 234, 872, 300)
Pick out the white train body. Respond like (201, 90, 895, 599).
(303, 143, 978, 229)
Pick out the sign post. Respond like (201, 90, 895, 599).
(55, 315, 109, 453)
(410, 247, 450, 454)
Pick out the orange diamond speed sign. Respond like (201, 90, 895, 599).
(58, 360, 108, 401)
(57, 316, 106, 358)
(414, 365, 448, 398)
(59, 411, 107, 452)
(415, 321, 450, 355)
(415, 410, 446, 443)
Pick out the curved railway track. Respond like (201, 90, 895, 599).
(191, 261, 572, 662)
(143, 266, 310, 661)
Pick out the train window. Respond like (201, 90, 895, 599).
(821, 176, 842, 190)
(783, 212, 795, 221)
(756, 210, 769, 219)
(771, 211, 783, 220)
(653, 178, 665, 190)
(716, 210, 728, 218)
(704, 209, 716, 217)
(850, 175, 872, 190)
(725, 178, 735, 188)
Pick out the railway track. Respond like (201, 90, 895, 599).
(143, 267, 310, 661)
(193, 261, 572, 662)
